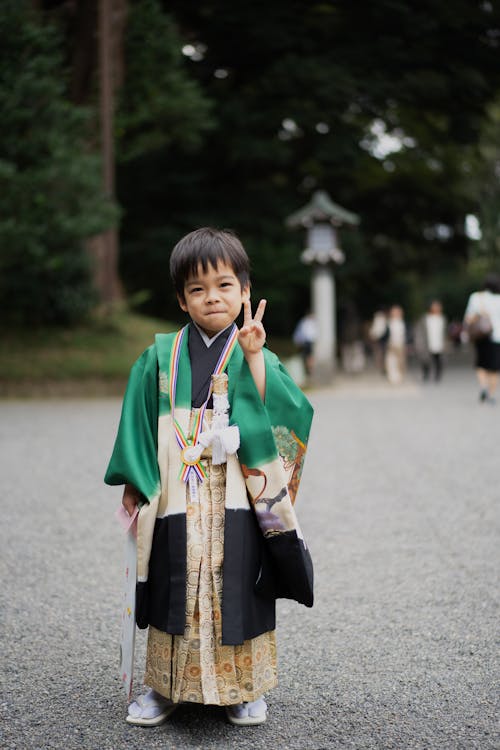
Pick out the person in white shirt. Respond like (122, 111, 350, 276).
(385, 305, 406, 384)
(414, 300, 447, 382)
(464, 274, 500, 404)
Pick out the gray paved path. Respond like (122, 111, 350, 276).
(1, 367, 498, 750)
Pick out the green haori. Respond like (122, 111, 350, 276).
(105, 328, 314, 610)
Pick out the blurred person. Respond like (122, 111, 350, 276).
(293, 310, 317, 377)
(414, 300, 447, 382)
(339, 302, 366, 374)
(385, 305, 407, 384)
(368, 308, 389, 374)
(464, 273, 500, 404)
(447, 319, 463, 349)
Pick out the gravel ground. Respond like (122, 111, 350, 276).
(0, 366, 498, 750)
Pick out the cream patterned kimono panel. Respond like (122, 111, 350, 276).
(144, 439, 277, 706)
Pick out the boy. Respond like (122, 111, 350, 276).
(105, 227, 314, 727)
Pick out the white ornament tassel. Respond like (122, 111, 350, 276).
(211, 424, 240, 465)
(201, 388, 240, 465)
(187, 374, 239, 467)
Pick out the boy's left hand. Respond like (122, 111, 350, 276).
(238, 299, 267, 355)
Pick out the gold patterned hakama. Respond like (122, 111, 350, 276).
(144, 454, 277, 705)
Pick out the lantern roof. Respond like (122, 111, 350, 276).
(285, 190, 360, 229)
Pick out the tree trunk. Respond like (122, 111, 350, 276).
(96, 0, 121, 305)
(40, 0, 128, 307)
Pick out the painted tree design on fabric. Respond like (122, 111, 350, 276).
(272, 426, 306, 504)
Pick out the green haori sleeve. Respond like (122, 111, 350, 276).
(104, 345, 160, 502)
(229, 346, 313, 468)
(263, 348, 313, 446)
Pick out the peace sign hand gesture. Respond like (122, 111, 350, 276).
(238, 299, 267, 356)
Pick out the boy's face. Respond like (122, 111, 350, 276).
(178, 261, 250, 337)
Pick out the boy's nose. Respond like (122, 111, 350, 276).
(206, 287, 220, 302)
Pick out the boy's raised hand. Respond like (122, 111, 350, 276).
(238, 299, 267, 355)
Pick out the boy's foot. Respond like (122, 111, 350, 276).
(126, 688, 178, 726)
(226, 697, 267, 726)
(479, 389, 488, 402)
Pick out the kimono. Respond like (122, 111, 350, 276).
(105, 323, 314, 704)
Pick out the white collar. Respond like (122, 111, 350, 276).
(192, 322, 233, 348)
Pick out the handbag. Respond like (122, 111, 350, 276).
(467, 312, 493, 341)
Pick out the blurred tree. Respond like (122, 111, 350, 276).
(28, 0, 211, 316)
(115, 0, 500, 331)
(115, 1, 216, 323)
(115, 0, 214, 163)
(469, 97, 500, 267)
(0, 1, 117, 324)
(39, 0, 128, 308)
(11, 0, 499, 332)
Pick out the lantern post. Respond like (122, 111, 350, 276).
(286, 191, 360, 383)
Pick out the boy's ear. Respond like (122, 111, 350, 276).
(177, 294, 188, 312)
(241, 284, 250, 303)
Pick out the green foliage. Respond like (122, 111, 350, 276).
(2, 1, 499, 332)
(113, 0, 500, 332)
(115, 0, 213, 162)
(468, 97, 500, 267)
(0, 2, 117, 325)
(0, 310, 175, 384)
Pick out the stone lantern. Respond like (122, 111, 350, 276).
(286, 190, 360, 383)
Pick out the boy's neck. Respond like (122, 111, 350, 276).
(192, 321, 233, 348)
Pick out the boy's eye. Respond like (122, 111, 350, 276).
(220, 282, 233, 288)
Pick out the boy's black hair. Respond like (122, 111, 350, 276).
(170, 227, 250, 299)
